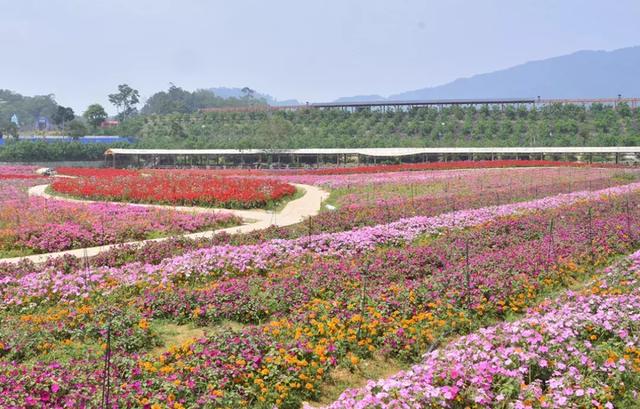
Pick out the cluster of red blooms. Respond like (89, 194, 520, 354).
(0, 174, 43, 180)
(51, 170, 296, 209)
(56, 159, 622, 180)
(292, 159, 619, 176)
(55, 167, 138, 177)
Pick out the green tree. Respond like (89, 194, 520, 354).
(0, 90, 58, 131)
(109, 84, 140, 121)
(2, 122, 19, 138)
(141, 86, 267, 115)
(52, 106, 75, 129)
(83, 104, 108, 129)
(241, 87, 256, 104)
(67, 119, 88, 139)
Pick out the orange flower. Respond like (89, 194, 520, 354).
(138, 319, 149, 330)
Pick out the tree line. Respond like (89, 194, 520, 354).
(0, 84, 264, 139)
(0, 89, 107, 137)
(132, 103, 639, 149)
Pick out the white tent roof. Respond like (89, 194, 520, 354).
(105, 147, 640, 158)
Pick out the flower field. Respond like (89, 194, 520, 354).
(320, 249, 640, 408)
(0, 169, 240, 257)
(0, 165, 44, 180)
(51, 170, 297, 209)
(278, 159, 620, 177)
(1, 162, 640, 408)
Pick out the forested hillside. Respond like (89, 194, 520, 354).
(0, 90, 58, 131)
(135, 103, 640, 148)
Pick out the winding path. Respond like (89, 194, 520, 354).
(2, 183, 329, 264)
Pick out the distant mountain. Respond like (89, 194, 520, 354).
(335, 46, 640, 102)
(208, 87, 301, 106)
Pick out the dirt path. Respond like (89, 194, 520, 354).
(2, 183, 329, 264)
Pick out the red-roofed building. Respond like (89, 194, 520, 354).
(100, 120, 120, 129)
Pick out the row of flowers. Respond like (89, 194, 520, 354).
(0, 165, 43, 180)
(284, 159, 625, 176)
(55, 167, 138, 178)
(0, 187, 638, 407)
(0, 165, 39, 175)
(320, 249, 640, 408)
(56, 163, 630, 190)
(273, 168, 636, 237)
(276, 164, 634, 189)
(50, 171, 298, 209)
(55, 160, 606, 178)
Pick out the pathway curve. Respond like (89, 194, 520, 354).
(2, 183, 329, 264)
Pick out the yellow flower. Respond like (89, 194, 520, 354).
(138, 319, 149, 330)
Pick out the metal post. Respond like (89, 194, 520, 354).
(101, 322, 112, 408)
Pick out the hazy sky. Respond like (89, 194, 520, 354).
(2, 0, 639, 113)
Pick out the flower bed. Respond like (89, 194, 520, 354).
(0, 178, 241, 256)
(0, 165, 39, 175)
(274, 168, 636, 237)
(287, 159, 621, 176)
(278, 165, 633, 189)
(0, 165, 43, 180)
(55, 167, 138, 178)
(56, 159, 623, 181)
(0, 199, 240, 254)
(50, 171, 297, 209)
(320, 250, 640, 408)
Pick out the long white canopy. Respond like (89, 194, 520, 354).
(106, 147, 640, 158)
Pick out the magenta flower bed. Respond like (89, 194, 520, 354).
(0, 178, 240, 255)
(277, 166, 631, 189)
